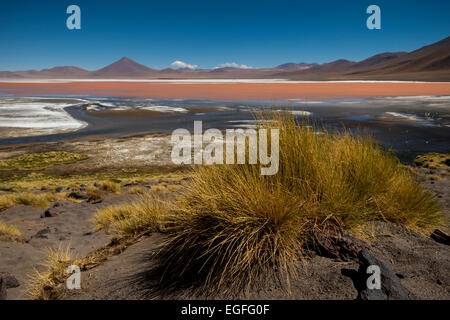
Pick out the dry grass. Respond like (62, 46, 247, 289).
(0, 192, 69, 211)
(414, 153, 450, 169)
(0, 170, 188, 194)
(98, 180, 121, 193)
(26, 245, 74, 300)
(157, 113, 443, 293)
(94, 194, 168, 236)
(86, 186, 104, 201)
(26, 235, 146, 300)
(128, 186, 147, 195)
(151, 185, 166, 194)
(0, 221, 22, 242)
(429, 175, 442, 181)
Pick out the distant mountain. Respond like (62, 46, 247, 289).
(0, 37, 449, 81)
(352, 52, 408, 69)
(0, 66, 89, 79)
(310, 59, 356, 73)
(281, 37, 450, 81)
(90, 57, 156, 77)
(40, 66, 89, 75)
(276, 63, 317, 71)
(370, 36, 450, 73)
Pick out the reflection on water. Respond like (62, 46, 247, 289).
(0, 95, 449, 160)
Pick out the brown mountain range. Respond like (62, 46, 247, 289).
(278, 37, 450, 81)
(1, 37, 449, 81)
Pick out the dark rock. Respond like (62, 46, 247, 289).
(52, 202, 63, 208)
(357, 250, 410, 300)
(430, 229, 450, 245)
(68, 192, 88, 200)
(40, 208, 61, 218)
(314, 230, 369, 261)
(0, 272, 20, 288)
(32, 227, 51, 239)
(0, 276, 6, 300)
(55, 187, 64, 193)
(91, 199, 103, 204)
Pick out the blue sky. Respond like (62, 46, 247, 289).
(0, 0, 449, 70)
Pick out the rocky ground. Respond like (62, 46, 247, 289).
(0, 136, 449, 300)
(68, 221, 449, 300)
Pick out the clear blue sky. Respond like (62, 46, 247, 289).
(0, 0, 449, 70)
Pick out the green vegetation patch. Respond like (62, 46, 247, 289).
(0, 151, 88, 170)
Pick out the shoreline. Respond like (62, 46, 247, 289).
(1, 81, 450, 100)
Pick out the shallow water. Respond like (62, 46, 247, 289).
(0, 95, 449, 160)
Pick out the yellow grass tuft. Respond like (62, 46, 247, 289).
(414, 153, 450, 169)
(0, 192, 69, 211)
(26, 245, 74, 300)
(94, 194, 168, 236)
(0, 221, 22, 242)
(86, 186, 104, 201)
(128, 186, 147, 195)
(151, 184, 166, 194)
(99, 180, 121, 193)
(157, 112, 443, 293)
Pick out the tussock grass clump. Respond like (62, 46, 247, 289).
(0, 151, 87, 170)
(151, 184, 166, 194)
(99, 180, 121, 193)
(26, 245, 74, 300)
(158, 113, 442, 293)
(86, 186, 104, 201)
(0, 221, 22, 242)
(0, 194, 15, 211)
(0, 192, 68, 211)
(94, 194, 167, 236)
(128, 186, 147, 195)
